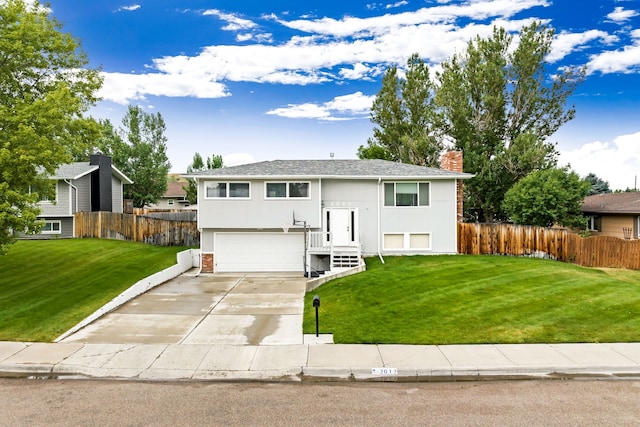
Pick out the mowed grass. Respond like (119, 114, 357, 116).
(0, 239, 188, 342)
(303, 255, 640, 344)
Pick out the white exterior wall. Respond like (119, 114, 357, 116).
(199, 176, 459, 261)
(197, 178, 321, 229)
(321, 178, 458, 255)
(380, 179, 458, 254)
(321, 179, 379, 254)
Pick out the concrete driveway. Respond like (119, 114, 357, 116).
(62, 272, 307, 346)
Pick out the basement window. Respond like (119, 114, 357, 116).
(384, 233, 431, 250)
(41, 220, 61, 234)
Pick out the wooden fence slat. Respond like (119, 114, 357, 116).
(457, 223, 640, 270)
(74, 212, 199, 246)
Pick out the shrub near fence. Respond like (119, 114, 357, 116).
(458, 223, 640, 270)
(75, 212, 199, 246)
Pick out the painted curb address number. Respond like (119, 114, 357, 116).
(371, 368, 398, 375)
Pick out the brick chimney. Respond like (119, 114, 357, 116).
(440, 151, 464, 222)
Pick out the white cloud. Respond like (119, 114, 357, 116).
(101, 0, 611, 105)
(559, 132, 640, 190)
(278, 0, 549, 37)
(115, 4, 141, 12)
(606, 6, 639, 23)
(203, 9, 257, 31)
(587, 30, 640, 74)
(266, 91, 375, 120)
(548, 30, 616, 63)
(236, 32, 274, 43)
(339, 63, 378, 80)
(386, 1, 409, 9)
(98, 72, 229, 104)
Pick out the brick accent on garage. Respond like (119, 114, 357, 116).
(202, 253, 214, 273)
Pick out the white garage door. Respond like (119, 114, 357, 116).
(215, 232, 305, 272)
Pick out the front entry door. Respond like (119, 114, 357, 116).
(325, 208, 357, 246)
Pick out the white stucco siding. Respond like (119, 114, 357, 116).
(380, 179, 457, 254)
(321, 179, 379, 255)
(197, 179, 321, 229)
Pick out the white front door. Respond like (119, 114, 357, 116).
(325, 208, 357, 246)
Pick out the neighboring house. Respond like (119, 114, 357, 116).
(148, 181, 191, 210)
(582, 192, 640, 239)
(184, 152, 472, 274)
(33, 154, 133, 238)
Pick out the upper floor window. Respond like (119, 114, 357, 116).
(205, 182, 250, 199)
(266, 182, 310, 199)
(384, 182, 430, 207)
(31, 181, 57, 203)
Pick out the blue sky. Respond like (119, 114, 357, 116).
(42, 0, 640, 190)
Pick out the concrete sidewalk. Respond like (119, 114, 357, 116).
(3, 340, 640, 381)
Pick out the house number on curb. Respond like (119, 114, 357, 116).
(371, 368, 398, 375)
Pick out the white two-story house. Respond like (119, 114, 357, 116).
(185, 152, 471, 275)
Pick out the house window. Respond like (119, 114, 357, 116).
(265, 182, 310, 198)
(168, 199, 174, 206)
(41, 220, 61, 234)
(384, 183, 430, 207)
(383, 234, 404, 249)
(384, 233, 431, 250)
(31, 181, 57, 203)
(587, 216, 601, 231)
(205, 182, 250, 199)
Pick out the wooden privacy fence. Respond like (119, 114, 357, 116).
(75, 212, 199, 246)
(458, 223, 640, 270)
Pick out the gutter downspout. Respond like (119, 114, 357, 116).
(195, 178, 203, 277)
(377, 178, 385, 264)
(64, 179, 78, 213)
(64, 179, 78, 237)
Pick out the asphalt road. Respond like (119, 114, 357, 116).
(1, 379, 639, 425)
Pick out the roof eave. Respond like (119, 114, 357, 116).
(182, 173, 474, 180)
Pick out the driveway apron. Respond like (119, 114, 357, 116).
(61, 272, 306, 346)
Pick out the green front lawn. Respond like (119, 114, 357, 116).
(0, 239, 188, 342)
(303, 255, 640, 344)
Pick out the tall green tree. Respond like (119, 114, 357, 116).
(0, 0, 102, 253)
(584, 173, 612, 195)
(184, 152, 223, 204)
(502, 167, 590, 228)
(358, 54, 443, 167)
(436, 22, 585, 221)
(98, 106, 171, 208)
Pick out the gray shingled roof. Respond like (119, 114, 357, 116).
(185, 159, 473, 179)
(582, 192, 640, 214)
(50, 163, 98, 180)
(48, 162, 133, 184)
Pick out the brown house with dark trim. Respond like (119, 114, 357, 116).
(582, 192, 640, 239)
